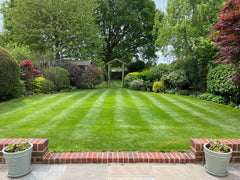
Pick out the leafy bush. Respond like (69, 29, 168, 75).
(143, 80, 153, 91)
(41, 79, 56, 93)
(0, 46, 20, 101)
(79, 66, 104, 89)
(33, 77, 45, 93)
(163, 70, 189, 89)
(60, 85, 77, 93)
(207, 65, 240, 104)
(197, 93, 225, 104)
(25, 77, 45, 93)
(176, 90, 193, 96)
(138, 69, 155, 82)
(129, 79, 144, 90)
(43, 67, 70, 91)
(18, 80, 26, 96)
(52, 60, 83, 87)
(124, 72, 140, 87)
(152, 81, 165, 93)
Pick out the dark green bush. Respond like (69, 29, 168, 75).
(163, 70, 189, 89)
(52, 60, 83, 88)
(0, 46, 20, 101)
(207, 65, 240, 104)
(41, 79, 56, 93)
(176, 90, 193, 96)
(43, 67, 70, 91)
(197, 93, 225, 104)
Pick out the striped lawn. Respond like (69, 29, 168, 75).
(0, 81, 239, 152)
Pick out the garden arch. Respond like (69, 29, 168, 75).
(106, 58, 126, 88)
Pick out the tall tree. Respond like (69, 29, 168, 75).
(154, 0, 227, 59)
(211, 0, 240, 85)
(1, 0, 103, 61)
(96, 0, 157, 64)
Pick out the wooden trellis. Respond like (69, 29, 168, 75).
(106, 58, 126, 88)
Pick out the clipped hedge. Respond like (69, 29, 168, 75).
(0, 46, 20, 101)
(207, 65, 240, 104)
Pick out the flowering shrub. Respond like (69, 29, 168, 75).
(20, 60, 42, 79)
(79, 66, 104, 89)
(129, 78, 144, 90)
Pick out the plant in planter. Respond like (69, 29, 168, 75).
(204, 140, 232, 177)
(2, 140, 33, 177)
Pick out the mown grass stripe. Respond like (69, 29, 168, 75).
(77, 90, 110, 126)
(114, 89, 129, 127)
(43, 90, 98, 127)
(149, 93, 211, 127)
(3, 91, 83, 129)
(174, 95, 240, 122)
(160, 94, 233, 130)
(0, 93, 69, 120)
(140, 92, 185, 126)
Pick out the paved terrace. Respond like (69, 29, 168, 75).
(0, 163, 240, 180)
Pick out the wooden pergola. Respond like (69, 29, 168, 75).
(106, 58, 126, 88)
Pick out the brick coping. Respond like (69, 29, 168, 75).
(0, 138, 239, 164)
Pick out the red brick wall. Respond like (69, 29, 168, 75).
(0, 138, 48, 164)
(0, 138, 239, 164)
(190, 139, 240, 163)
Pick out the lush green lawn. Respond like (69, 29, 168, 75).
(0, 81, 239, 152)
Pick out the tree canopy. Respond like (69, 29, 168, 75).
(96, 0, 157, 64)
(154, 0, 227, 59)
(1, 0, 103, 61)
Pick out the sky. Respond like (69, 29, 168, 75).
(0, 0, 169, 63)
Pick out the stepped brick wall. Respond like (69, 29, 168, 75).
(190, 139, 240, 163)
(0, 138, 239, 164)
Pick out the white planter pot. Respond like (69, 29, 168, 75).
(2, 142, 33, 177)
(204, 143, 232, 176)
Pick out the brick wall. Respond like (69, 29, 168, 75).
(0, 138, 48, 164)
(0, 138, 239, 164)
(190, 139, 240, 163)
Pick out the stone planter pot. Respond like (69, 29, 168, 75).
(2, 142, 33, 177)
(204, 143, 232, 176)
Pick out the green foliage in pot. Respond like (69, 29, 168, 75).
(4, 141, 31, 153)
(206, 141, 231, 153)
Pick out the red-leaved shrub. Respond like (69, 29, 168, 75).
(20, 60, 42, 79)
(78, 65, 104, 89)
